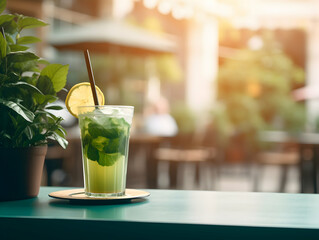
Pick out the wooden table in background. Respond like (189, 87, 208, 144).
(129, 134, 162, 188)
(259, 131, 319, 193)
(46, 134, 163, 188)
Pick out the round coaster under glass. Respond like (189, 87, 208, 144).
(49, 188, 150, 204)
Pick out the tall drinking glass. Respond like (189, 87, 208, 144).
(78, 105, 134, 197)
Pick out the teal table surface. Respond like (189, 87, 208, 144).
(1, 187, 319, 239)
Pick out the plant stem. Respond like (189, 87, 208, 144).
(1, 28, 7, 75)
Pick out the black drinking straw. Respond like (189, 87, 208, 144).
(84, 49, 100, 106)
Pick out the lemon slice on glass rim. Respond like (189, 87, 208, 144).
(65, 82, 104, 118)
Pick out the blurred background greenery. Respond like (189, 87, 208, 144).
(214, 31, 305, 149)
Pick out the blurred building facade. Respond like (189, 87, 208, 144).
(7, 0, 319, 130)
(6, 0, 319, 192)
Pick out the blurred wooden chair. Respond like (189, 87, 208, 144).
(44, 144, 68, 186)
(154, 133, 216, 189)
(45, 137, 82, 187)
(253, 142, 299, 192)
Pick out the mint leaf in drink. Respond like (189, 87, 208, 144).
(119, 135, 128, 155)
(87, 144, 99, 161)
(88, 122, 106, 138)
(88, 120, 118, 139)
(102, 126, 118, 138)
(110, 117, 128, 129)
(92, 136, 109, 152)
(104, 138, 120, 153)
(98, 152, 120, 166)
(84, 116, 131, 165)
(114, 118, 130, 136)
(103, 135, 128, 154)
(81, 117, 92, 130)
(82, 133, 91, 147)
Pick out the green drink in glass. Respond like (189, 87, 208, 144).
(78, 105, 134, 197)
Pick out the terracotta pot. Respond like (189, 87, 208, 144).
(0, 145, 47, 201)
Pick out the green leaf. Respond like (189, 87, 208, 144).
(33, 93, 57, 105)
(5, 81, 43, 95)
(0, 72, 7, 82)
(0, 30, 6, 58)
(11, 59, 38, 74)
(23, 126, 33, 140)
(1, 19, 17, 35)
(9, 44, 29, 52)
(36, 75, 55, 95)
(119, 135, 128, 155)
(5, 33, 14, 44)
(7, 51, 39, 62)
(54, 127, 64, 137)
(104, 138, 120, 153)
(92, 136, 109, 152)
(0, 0, 7, 15)
(88, 122, 106, 138)
(82, 133, 91, 147)
(87, 144, 99, 161)
(17, 16, 48, 31)
(17, 36, 41, 45)
(1, 133, 11, 140)
(55, 125, 66, 138)
(27, 73, 39, 85)
(45, 105, 63, 110)
(35, 109, 58, 119)
(40, 64, 69, 92)
(0, 14, 14, 26)
(0, 99, 34, 122)
(50, 131, 68, 149)
(0, 106, 9, 129)
(87, 117, 128, 140)
(98, 152, 121, 167)
(38, 58, 49, 65)
(56, 127, 67, 137)
(59, 126, 67, 134)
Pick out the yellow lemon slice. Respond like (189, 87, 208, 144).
(65, 82, 104, 118)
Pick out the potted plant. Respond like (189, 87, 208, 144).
(0, 0, 69, 201)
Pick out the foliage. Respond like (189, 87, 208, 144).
(214, 32, 306, 146)
(80, 115, 130, 167)
(171, 102, 196, 134)
(155, 54, 183, 83)
(0, 0, 69, 148)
